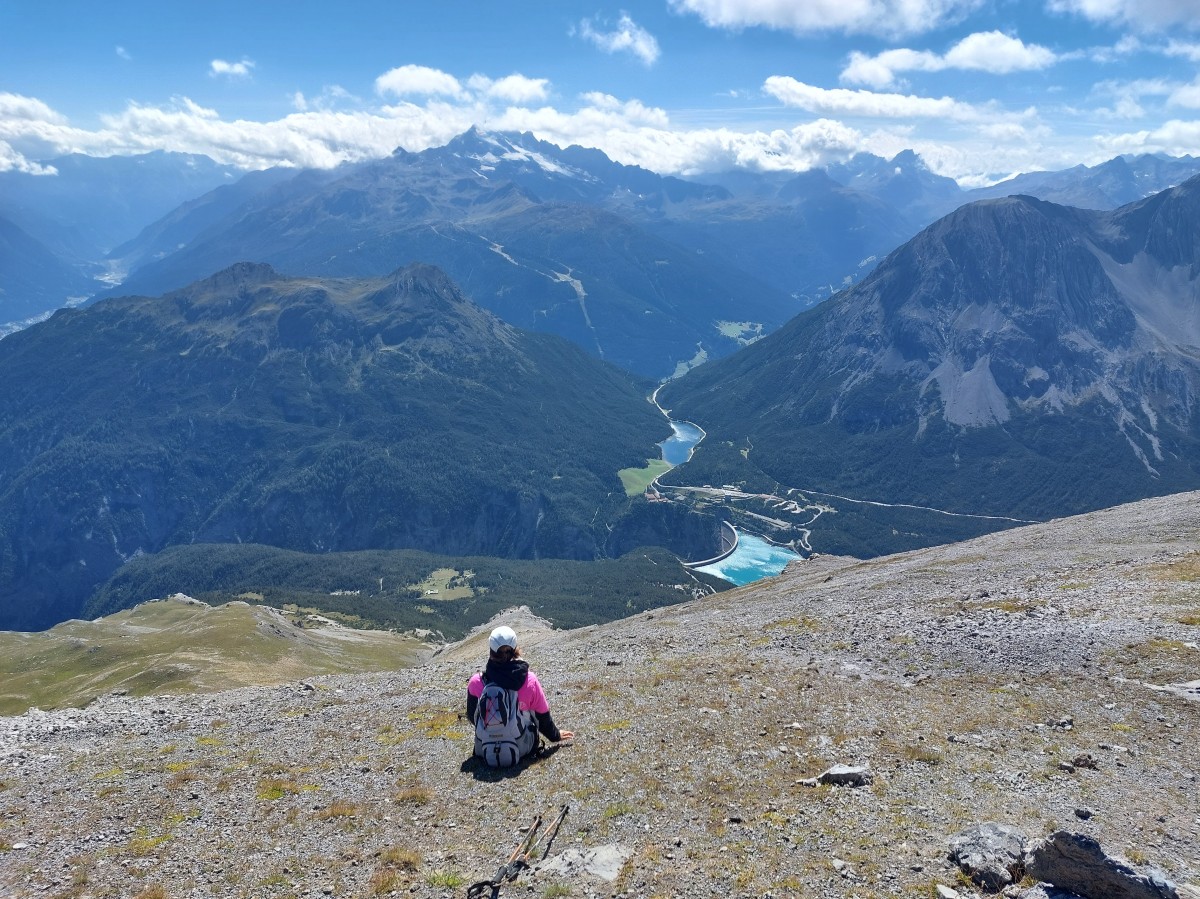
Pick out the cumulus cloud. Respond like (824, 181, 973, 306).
(764, 76, 1003, 121)
(841, 31, 1057, 88)
(375, 65, 465, 99)
(1097, 118, 1200, 159)
(669, 0, 982, 38)
(467, 74, 550, 104)
(1048, 0, 1200, 30)
(578, 13, 661, 65)
(0, 140, 57, 174)
(1168, 80, 1200, 109)
(1165, 39, 1200, 62)
(1091, 77, 1176, 118)
(209, 58, 255, 79)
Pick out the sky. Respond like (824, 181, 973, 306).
(3, 0, 1200, 187)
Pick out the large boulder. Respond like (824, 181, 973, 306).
(949, 822, 1028, 892)
(1025, 831, 1177, 899)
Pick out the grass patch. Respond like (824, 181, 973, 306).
(901, 744, 943, 765)
(1149, 553, 1200, 582)
(409, 708, 462, 740)
(602, 802, 636, 820)
(256, 778, 303, 800)
(1177, 613, 1200, 626)
(316, 799, 359, 819)
(127, 830, 171, 856)
(425, 870, 465, 888)
(369, 869, 402, 895)
(378, 846, 422, 871)
(133, 887, 168, 899)
(542, 885, 572, 898)
(618, 459, 673, 496)
(393, 784, 432, 805)
(596, 719, 632, 732)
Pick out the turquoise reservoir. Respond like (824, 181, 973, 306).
(695, 530, 801, 586)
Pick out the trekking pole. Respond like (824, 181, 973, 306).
(524, 803, 569, 862)
(466, 814, 543, 899)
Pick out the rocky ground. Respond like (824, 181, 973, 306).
(1, 491, 1198, 899)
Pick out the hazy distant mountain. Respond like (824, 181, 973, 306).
(826, 150, 965, 227)
(105, 166, 317, 274)
(968, 153, 1200, 211)
(102, 131, 792, 378)
(0, 150, 240, 260)
(0, 212, 96, 332)
(0, 263, 668, 630)
(661, 177, 1200, 527)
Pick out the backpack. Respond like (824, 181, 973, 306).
(474, 680, 536, 768)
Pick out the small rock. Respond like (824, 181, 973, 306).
(1074, 808, 1094, 820)
(936, 885, 961, 898)
(816, 764, 873, 787)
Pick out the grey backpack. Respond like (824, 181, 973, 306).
(474, 680, 535, 767)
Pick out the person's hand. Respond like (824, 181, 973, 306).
(557, 730, 574, 741)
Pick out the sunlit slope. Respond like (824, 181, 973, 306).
(0, 595, 427, 716)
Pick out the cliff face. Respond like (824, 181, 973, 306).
(0, 263, 664, 630)
(1, 491, 1197, 898)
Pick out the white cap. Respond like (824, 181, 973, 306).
(489, 625, 518, 652)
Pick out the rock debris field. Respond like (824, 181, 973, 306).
(2, 491, 1199, 899)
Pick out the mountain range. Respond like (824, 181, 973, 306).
(0, 262, 674, 631)
(5, 136, 1200, 377)
(661, 175, 1200, 523)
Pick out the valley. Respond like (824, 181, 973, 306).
(3, 133, 1200, 644)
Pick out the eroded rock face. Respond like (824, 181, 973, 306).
(1025, 831, 1178, 899)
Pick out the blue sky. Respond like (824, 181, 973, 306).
(3, 0, 1200, 185)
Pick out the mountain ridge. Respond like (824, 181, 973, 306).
(660, 178, 1200, 530)
(0, 262, 670, 630)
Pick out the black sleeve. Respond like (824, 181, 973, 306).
(536, 709, 561, 743)
(466, 692, 477, 723)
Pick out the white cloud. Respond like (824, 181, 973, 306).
(1096, 118, 1200, 158)
(0, 92, 68, 125)
(116, 46, 132, 61)
(842, 32, 1056, 88)
(1048, 0, 1200, 30)
(466, 74, 550, 104)
(375, 65, 464, 99)
(292, 85, 356, 113)
(764, 76, 1004, 122)
(578, 14, 661, 65)
(1168, 80, 1200, 109)
(0, 140, 57, 174)
(1165, 39, 1200, 62)
(669, 0, 982, 38)
(209, 58, 255, 79)
(1091, 77, 1176, 119)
